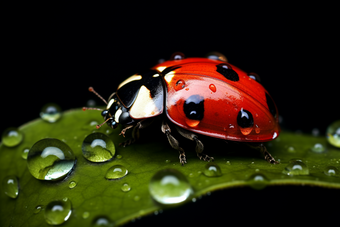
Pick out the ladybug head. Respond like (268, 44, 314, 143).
(83, 87, 134, 129)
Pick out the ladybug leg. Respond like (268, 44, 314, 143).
(249, 143, 278, 164)
(175, 126, 214, 162)
(119, 119, 154, 147)
(161, 121, 187, 165)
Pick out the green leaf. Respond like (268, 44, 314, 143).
(0, 109, 339, 226)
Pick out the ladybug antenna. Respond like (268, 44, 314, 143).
(95, 117, 112, 129)
(88, 87, 107, 105)
(82, 107, 104, 112)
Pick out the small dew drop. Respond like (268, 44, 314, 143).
(287, 146, 295, 153)
(121, 183, 131, 192)
(310, 143, 326, 153)
(105, 165, 128, 180)
(44, 198, 72, 225)
(209, 84, 217, 93)
(149, 169, 193, 205)
(92, 216, 114, 227)
(82, 211, 90, 219)
(22, 148, 30, 159)
(202, 163, 222, 177)
(255, 125, 261, 134)
(1, 127, 24, 147)
(34, 205, 43, 214)
(40, 103, 62, 123)
(324, 166, 339, 177)
(247, 173, 269, 190)
(175, 79, 185, 91)
(82, 133, 115, 162)
(282, 160, 309, 176)
(2, 175, 19, 199)
(326, 120, 340, 148)
(68, 181, 77, 189)
(116, 154, 122, 159)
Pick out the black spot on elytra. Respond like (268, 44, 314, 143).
(237, 108, 254, 128)
(183, 95, 204, 120)
(265, 93, 277, 118)
(216, 63, 239, 81)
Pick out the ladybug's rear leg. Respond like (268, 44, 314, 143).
(175, 126, 214, 162)
(161, 121, 187, 165)
(248, 143, 278, 164)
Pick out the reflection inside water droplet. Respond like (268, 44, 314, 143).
(27, 138, 76, 181)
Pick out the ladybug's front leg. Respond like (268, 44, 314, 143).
(161, 121, 187, 165)
(119, 119, 154, 147)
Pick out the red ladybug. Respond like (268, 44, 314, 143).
(83, 52, 280, 165)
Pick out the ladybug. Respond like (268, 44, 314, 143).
(83, 52, 280, 165)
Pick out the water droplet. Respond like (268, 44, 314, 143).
(165, 159, 171, 163)
(22, 148, 30, 159)
(287, 146, 295, 153)
(324, 166, 339, 176)
(40, 103, 62, 123)
(326, 120, 340, 147)
(149, 168, 193, 205)
(209, 84, 216, 92)
(175, 79, 185, 91)
(82, 211, 90, 219)
(34, 205, 43, 214)
(202, 163, 222, 177)
(134, 195, 140, 201)
(82, 120, 100, 130)
(121, 183, 131, 192)
(282, 160, 309, 176)
(255, 125, 261, 134)
(310, 143, 326, 153)
(44, 198, 72, 225)
(1, 127, 24, 147)
(226, 161, 231, 165)
(2, 175, 19, 198)
(228, 124, 235, 129)
(27, 138, 76, 181)
(82, 133, 115, 162)
(240, 127, 253, 135)
(185, 119, 201, 127)
(247, 173, 269, 190)
(92, 216, 114, 227)
(116, 154, 122, 159)
(68, 181, 77, 189)
(105, 165, 128, 180)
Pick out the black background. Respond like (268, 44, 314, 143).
(2, 2, 339, 226)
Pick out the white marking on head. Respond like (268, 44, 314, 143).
(115, 108, 122, 123)
(118, 74, 142, 90)
(129, 85, 162, 119)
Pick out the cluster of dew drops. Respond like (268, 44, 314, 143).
(1, 103, 340, 225)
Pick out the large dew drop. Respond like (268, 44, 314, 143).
(149, 169, 193, 205)
(1, 127, 23, 147)
(27, 138, 76, 181)
(44, 198, 72, 225)
(82, 133, 115, 162)
(326, 120, 340, 148)
(2, 175, 19, 198)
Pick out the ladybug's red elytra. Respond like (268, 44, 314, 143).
(83, 52, 280, 165)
